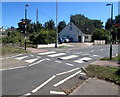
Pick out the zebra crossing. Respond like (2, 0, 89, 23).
(12, 51, 96, 64)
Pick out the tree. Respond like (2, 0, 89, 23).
(44, 19, 55, 30)
(2, 31, 24, 45)
(70, 14, 103, 34)
(58, 21, 66, 33)
(92, 29, 110, 43)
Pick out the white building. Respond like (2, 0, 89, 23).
(59, 22, 92, 42)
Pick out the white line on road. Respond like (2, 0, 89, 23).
(56, 68, 79, 76)
(55, 61, 62, 63)
(59, 55, 78, 60)
(38, 51, 56, 55)
(24, 93, 31, 96)
(50, 91, 66, 95)
(32, 75, 56, 93)
(28, 59, 46, 67)
(54, 70, 81, 87)
(0, 66, 27, 71)
(65, 63, 74, 67)
(48, 53, 66, 57)
(74, 57, 92, 63)
(25, 58, 39, 63)
(15, 56, 28, 60)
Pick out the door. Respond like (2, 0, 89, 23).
(78, 36, 81, 42)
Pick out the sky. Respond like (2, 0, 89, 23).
(1, 2, 119, 28)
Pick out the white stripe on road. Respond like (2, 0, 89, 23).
(0, 66, 27, 71)
(28, 59, 46, 67)
(48, 53, 66, 57)
(55, 61, 62, 63)
(65, 63, 74, 67)
(11, 54, 24, 58)
(38, 51, 56, 55)
(32, 75, 56, 93)
(74, 57, 92, 63)
(50, 91, 66, 95)
(54, 70, 81, 87)
(93, 55, 98, 57)
(25, 58, 39, 63)
(24, 93, 31, 96)
(56, 68, 79, 76)
(80, 72, 86, 75)
(15, 56, 28, 60)
(59, 55, 78, 60)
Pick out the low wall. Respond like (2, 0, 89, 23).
(94, 40, 106, 45)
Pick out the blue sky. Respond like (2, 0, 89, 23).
(2, 2, 119, 28)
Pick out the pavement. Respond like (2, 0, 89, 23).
(70, 78, 119, 95)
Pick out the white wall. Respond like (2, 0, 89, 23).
(84, 35, 92, 42)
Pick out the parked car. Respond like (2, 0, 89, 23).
(58, 37, 64, 44)
(62, 37, 69, 43)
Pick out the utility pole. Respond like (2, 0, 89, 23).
(24, 4, 29, 50)
(36, 8, 38, 32)
(106, 3, 113, 60)
(55, 0, 58, 48)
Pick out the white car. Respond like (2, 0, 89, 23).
(62, 37, 69, 43)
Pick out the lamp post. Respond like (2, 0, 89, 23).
(24, 4, 29, 50)
(55, 0, 58, 48)
(106, 3, 113, 60)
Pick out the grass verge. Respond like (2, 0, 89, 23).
(85, 65, 120, 85)
(1, 46, 29, 56)
(101, 54, 120, 61)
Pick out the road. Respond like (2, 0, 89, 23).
(2, 44, 118, 96)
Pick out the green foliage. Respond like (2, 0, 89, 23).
(29, 29, 56, 44)
(70, 14, 103, 34)
(2, 45, 29, 55)
(92, 29, 110, 42)
(2, 31, 24, 45)
(58, 21, 67, 33)
(44, 19, 55, 31)
(86, 65, 120, 85)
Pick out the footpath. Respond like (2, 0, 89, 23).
(70, 61, 119, 96)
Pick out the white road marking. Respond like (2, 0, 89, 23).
(38, 51, 56, 55)
(50, 91, 66, 95)
(28, 59, 46, 67)
(74, 57, 92, 63)
(30, 55, 34, 57)
(11, 54, 24, 58)
(25, 58, 39, 63)
(55, 61, 62, 63)
(45, 58, 50, 60)
(32, 75, 56, 93)
(54, 70, 81, 87)
(81, 53, 89, 56)
(93, 55, 98, 57)
(59, 55, 78, 60)
(24, 93, 31, 96)
(0, 66, 27, 71)
(80, 72, 86, 75)
(48, 53, 66, 57)
(65, 63, 74, 67)
(15, 56, 28, 60)
(56, 68, 79, 76)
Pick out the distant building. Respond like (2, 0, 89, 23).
(118, 1, 120, 15)
(59, 22, 92, 42)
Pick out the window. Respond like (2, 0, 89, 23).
(85, 36, 88, 39)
